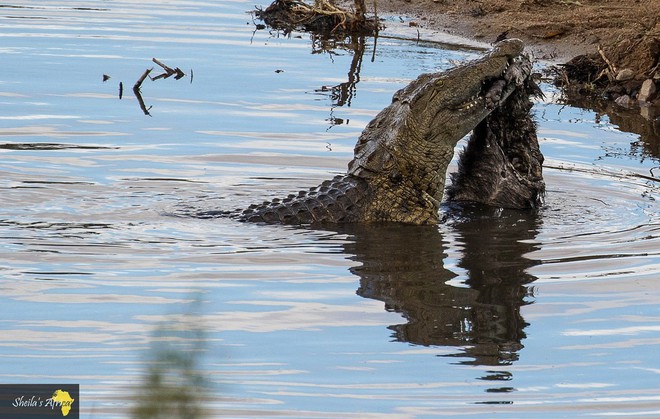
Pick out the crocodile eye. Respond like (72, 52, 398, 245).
(435, 79, 445, 87)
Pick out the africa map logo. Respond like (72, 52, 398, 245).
(1, 384, 79, 418)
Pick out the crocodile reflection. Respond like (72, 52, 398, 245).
(335, 206, 540, 366)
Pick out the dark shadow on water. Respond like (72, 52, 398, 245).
(561, 95, 660, 162)
(0, 142, 115, 151)
(329, 205, 541, 390)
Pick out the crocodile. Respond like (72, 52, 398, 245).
(201, 39, 544, 225)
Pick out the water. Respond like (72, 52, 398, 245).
(0, 1, 658, 417)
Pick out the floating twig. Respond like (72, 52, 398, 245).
(151, 58, 186, 81)
(152, 58, 174, 74)
(545, 163, 658, 183)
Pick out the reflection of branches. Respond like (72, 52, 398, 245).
(560, 94, 660, 161)
(133, 68, 153, 116)
(333, 36, 364, 107)
(313, 35, 367, 109)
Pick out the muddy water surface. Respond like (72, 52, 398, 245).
(0, 1, 658, 417)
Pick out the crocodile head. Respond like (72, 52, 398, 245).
(348, 38, 529, 179)
(409, 38, 528, 135)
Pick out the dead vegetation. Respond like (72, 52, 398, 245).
(255, 0, 380, 36)
(553, 36, 659, 106)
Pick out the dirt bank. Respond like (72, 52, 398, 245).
(374, 1, 656, 59)
(371, 0, 659, 105)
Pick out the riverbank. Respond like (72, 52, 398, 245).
(367, 0, 659, 107)
(371, 0, 657, 61)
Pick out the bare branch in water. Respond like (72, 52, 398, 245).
(152, 58, 186, 81)
(134, 68, 153, 90)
